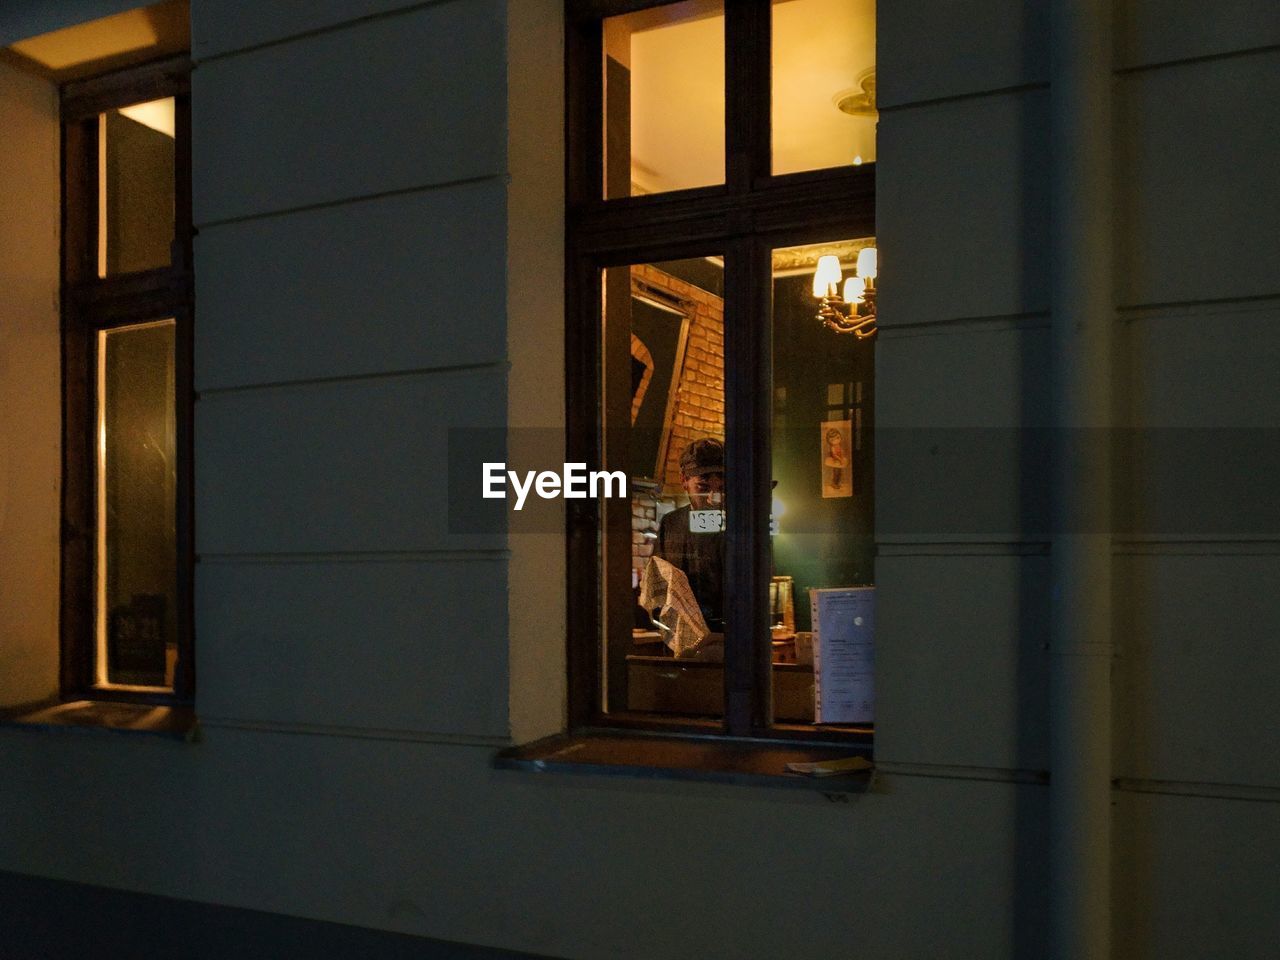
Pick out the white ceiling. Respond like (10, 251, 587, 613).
(624, 0, 876, 194)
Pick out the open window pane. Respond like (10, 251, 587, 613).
(771, 0, 876, 176)
(98, 96, 175, 276)
(603, 1, 725, 198)
(768, 241, 875, 729)
(96, 319, 178, 690)
(603, 257, 726, 718)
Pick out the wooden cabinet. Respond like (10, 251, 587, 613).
(626, 655, 815, 722)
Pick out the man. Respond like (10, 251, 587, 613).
(655, 438, 725, 630)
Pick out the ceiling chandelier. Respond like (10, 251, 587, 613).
(812, 247, 877, 338)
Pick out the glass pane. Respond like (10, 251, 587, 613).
(772, 0, 876, 176)
(603, 1, 725, 198)
(768, 241, 876, 728)
(96, 319, 178, 690)
(602, 257, 726, 718)
(99, 97, 176, 276)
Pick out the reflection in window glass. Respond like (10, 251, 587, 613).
(772, 0, 876, 176)
(98, 97, 176, 276)
(96, 319, 178, 689)
(602, 257, 726, 718)
(769, 241, 875, 728)
(603, 1, 725, 198)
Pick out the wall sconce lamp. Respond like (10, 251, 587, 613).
(812, 247, 877, 338)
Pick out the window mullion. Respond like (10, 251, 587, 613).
(567, 254, 603, 727)
(59, 313, 95, 697)
(62, 118, 98, 286)
(565, 9, 604, 210)
(171, 303, 195, 701)
(723, 238, 773, 736)
(173, 92, 193, 273)
(725, 0, 771, 194)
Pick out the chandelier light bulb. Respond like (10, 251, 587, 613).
(813, 255, 843, 298)
(856, 246, 878, 280)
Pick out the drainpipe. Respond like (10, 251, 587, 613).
(1049, 1, 1113, 959)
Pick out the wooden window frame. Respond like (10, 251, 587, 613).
(565, 0, 875, 743)
(59, 55, 195, 705)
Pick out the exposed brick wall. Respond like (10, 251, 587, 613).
(631, 263, 724, 577)
(631, 491, 658, 580)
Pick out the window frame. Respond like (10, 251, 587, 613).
(565, 0, 875, 743)
(58, 55, 195, 705)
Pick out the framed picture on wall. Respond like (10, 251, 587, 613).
(820, 419, 853, 498)
(628, 276, 692, 483)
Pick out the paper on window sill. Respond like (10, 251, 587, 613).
(784, 755, 873, 777)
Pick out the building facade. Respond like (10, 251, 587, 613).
(1, 1, 1277, 958)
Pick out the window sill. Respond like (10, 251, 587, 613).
(0, 700, 198, 741)
(495, 730, 874, 793)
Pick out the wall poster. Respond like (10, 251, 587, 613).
(820, 418, 853, 498)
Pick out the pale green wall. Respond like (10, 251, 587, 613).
(0, 1, 1277, 958)
(1108, 4, 1280, 954)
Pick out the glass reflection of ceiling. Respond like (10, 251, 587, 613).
(626, 0, 875, 193)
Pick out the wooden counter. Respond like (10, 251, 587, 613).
(626, 655, 815, 722)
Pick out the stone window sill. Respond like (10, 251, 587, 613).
(0, 700, 198, 741)
(495, 730, 874, 793)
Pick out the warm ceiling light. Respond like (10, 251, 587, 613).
(813, 246, 877, 338)
(855, 247, 877, 281)
(812, 255, 843, 297)
(118, 98, 175, 138)
(842, 276, 865, 304)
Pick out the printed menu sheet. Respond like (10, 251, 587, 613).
(810, 587, 875, 724)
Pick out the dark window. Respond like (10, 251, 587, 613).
(59, 56, 194, 703)
(567, 0, 877, 743)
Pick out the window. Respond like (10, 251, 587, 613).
(58, 55, 194, 704)
(566, 0, 876, 745)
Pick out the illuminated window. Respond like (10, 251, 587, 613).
(772, 0, 876, 175)
(59, 54, 193, 702)
(567, 1, 876, 747)
(603, 1, 726, 198)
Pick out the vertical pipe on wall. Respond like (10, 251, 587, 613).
(1049, 1, 1114, 958)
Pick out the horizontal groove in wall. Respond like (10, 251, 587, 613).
(878, 540, 1051, 556)
(878, 769, 1280, 800)
(878, 311, 1049, 338)
(875, 761, 1048, 785)
(879, 293, 1280, 336)
(1112, 538, 1280, 556)
(199, 549, 510, 564)
(1115, 41, 1280, 77)
(197, 360, 509, 399)
(198, 716, 507, 748)
(877, 81, 1048, 114)
(194, 173, 503, 231)
(194, 0, 458, 66)
(1114, 777, 1280, 804)
(1117, 291, 1280, 317)
(862, 44, 1280, 115)
(880, 540, 1280, 558)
